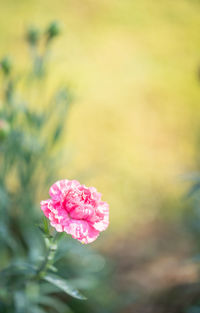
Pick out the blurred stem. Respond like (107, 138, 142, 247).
(35, 232, 63, 279)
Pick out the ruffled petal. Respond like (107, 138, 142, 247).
(40, 199, 52, 218)
(69, 204, 94, 220)
(64, 220, 99, 244)
(41, 179, 109, 244)
(49, 180, 69, 200)
(92, 202, 109, 231)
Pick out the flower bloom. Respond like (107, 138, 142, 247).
(40, 180, 109, 244)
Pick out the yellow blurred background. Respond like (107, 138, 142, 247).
(1, 0, 200, 235)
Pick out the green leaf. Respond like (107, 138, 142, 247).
(40, 282, 61, 294)
(43, 274, 87, 300)
(36, 218, 50, 237)
(43, 217, 49, 235)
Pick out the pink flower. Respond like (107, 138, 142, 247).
(40, 180, 109, 244)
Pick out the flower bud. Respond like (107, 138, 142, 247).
(0, 56, 12, 76)
(46, 21, 61, 41)
(26, 26, 40, 46)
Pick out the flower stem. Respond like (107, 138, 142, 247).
(35, 233, 59, 279)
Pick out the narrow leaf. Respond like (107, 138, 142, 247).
(43, 274, 86, 300)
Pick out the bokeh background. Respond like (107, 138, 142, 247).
(1, 0, 200, 312)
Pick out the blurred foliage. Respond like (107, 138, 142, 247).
(0, 0, 200, 232)
(0, 23, 117, 313)
(1, 1, 200, 312)
(1, 0, 200, 232)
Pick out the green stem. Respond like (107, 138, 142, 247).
(35, 235, 58, 279)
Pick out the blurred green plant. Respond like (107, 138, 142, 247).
(181, 141, 200, 311)
(0, 22, 111, 313)
(25, 21, 61, 77)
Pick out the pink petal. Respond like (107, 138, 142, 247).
(64, 220, 99, 244)
(69, 205, 94, 220)
(40, 199, 52, 218)
(92, 203, 109, 231)
(49, 180, 69, 200)
(41, 179, 109, 244)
